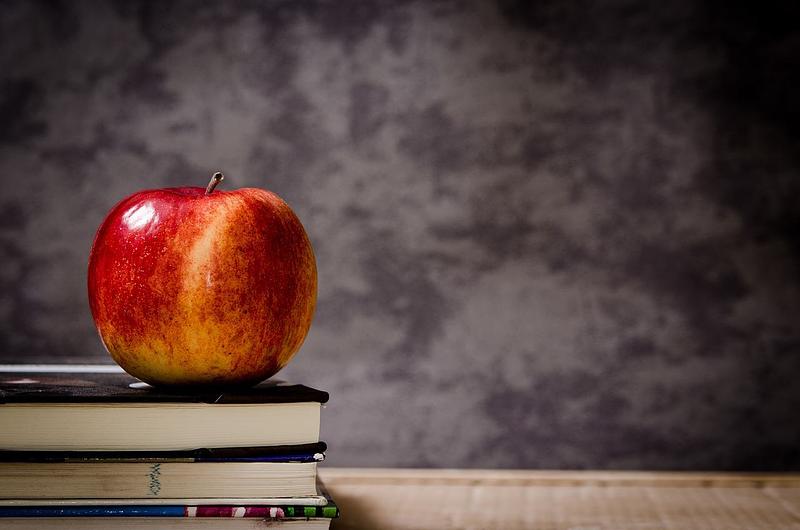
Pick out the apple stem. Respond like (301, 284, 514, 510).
(205, 172, 225, 195)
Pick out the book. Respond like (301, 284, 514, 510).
(0, 519, 333, 528)
(0, 461, 318, 499)
(0, 502, 339, 517)
(0, 365, 328, 451)
(0, 484, 339, 529)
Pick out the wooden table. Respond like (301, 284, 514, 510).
(318, 469, 800, 530)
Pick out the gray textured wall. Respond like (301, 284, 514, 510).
(1, 0, 800, 469)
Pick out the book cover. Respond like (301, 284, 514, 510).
(0, 442, 327, 463)
(0, 365, 329, 404)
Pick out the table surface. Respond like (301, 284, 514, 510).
(318, 468, 800, 530)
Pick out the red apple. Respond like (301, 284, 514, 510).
(87, 173, 317, 387)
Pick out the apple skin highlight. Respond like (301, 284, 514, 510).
(88, 185, 317, 387)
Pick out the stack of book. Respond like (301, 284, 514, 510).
(0, 365, 338, 529)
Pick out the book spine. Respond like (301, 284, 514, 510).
(188, 505, 338, 518)
(187, 506, 285, 517)
(0, 506, 185, 517)
(0, 505, 338, 518)
(284, 505, 340, 518)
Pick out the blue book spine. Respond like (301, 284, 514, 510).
(0, 506, 185, 517)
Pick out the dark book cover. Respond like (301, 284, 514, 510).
(0, 442, 327, 463)
(0, 365, 329, 405)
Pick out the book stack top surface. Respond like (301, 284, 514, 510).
(0, 365, 330, 403)
(0, 365, 338, 528)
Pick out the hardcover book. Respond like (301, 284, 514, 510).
(0, 502, 339, 518)
(0, 365, 328, 451)
(0, 521, 333, 529)
(0, 461, 319, 499)
(0, 483, 339, 528)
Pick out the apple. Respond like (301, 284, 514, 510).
(87, 173, 317, 387)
